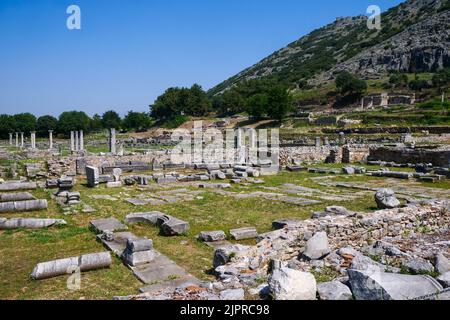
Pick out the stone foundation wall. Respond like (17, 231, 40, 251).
(369, 146, 450, 167)
(279, 146, 340, 165)
(342, 145, 371, 164)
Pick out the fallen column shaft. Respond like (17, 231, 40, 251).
(0, 199, 48, 213)
(0, 182, 37, 192)
(0, 192, 35, 202)
(0, 218, 66, 230)
(31, 252, 112, 280)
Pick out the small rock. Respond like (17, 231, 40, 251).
(435, 253, 450, 275)
(317, 281, 353, 300)
(437, 272, 450, 288)
(404, 258, 434, 274)
(374, 188, 401, 209)
(219, 288, 245, 300)
(302, 232, 330, 260)
(268, 267, 317, 300)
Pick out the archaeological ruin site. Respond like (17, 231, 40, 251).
(0, 0, 449, 305)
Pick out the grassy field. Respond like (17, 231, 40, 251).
(0, 165, 449, 300)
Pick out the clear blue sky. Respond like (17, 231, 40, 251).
(0, 0, 404, 117)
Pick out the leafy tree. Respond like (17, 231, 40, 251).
(0, 114, 15, 139)
(13, 113, 37, 133)
(213, 89, 245, 115)
(151, 84, 211, 120)
(432, 68, 450, 92)
(409, 79, 428, 91)
(102, 110, 122, 129)
(335, 71, 367, 96)
(246, 93, 269, 119)
(389, 73, 409, 89)
(36, 115, 58, 137)
(57, 111, 91, 133)
(267, 85, 293, 120)
(90, 114, 103, 132)
(123, 111, 152, 131)
(186, 84, 211, 117)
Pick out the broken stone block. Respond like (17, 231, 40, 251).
(124, 177, 136, 186)
(157, 215, 189, 236)
(90, 218, 128, 234)
(106, 181, 122, 188)
(230, 227, 258, 240)
(31, 252, 112, 280)
(121, 238, 156, 267)
(375, 188, 401, 209)
(342, 166, 355, 175)
(272, 219, 302, 230)
(198, 231, 226, 242)
(85, 166, 99, 187)
(268, 267, 317, 300)
(45, 179, 59, 189)
(0, 218, 66, 230)
(213, 244, 250, 268)
(348, 269, 443, 300)
(302, 232, 330, 260)
(112, 168, 122, 182)
(58, 177, 74, 190)
(125, 212, 164, 225)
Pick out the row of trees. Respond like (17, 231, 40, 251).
(0, 110, 153, 139)
(151, 80, 294, 121)
(386, 68, 450, 91)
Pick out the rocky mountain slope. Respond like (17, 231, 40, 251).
(209, 0, 450, 95)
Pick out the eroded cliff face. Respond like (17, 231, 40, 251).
(314, 11, 450, 82)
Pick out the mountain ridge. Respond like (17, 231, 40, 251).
(209, 0, 449, 95)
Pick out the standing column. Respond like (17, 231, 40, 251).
(20, 132, 24, 148)
(49, 130, 53, 150)
(236, 128, 243, 149)
(9, 133, 13, 145)
(79, 130, 84, 151)
(15, 133, 19, 147)
(30, 132, 36, 149)
(248, 129, 257, 149)
(75, 131, 79, 151)
(70, 131, 75, 152)
(109, 128, 116, 154)
(315, 137, 322, 148)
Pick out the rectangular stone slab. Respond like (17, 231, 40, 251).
(230, 227, 258, 240)
(130, 252, 192, 284)
(90, 218, 128, 234)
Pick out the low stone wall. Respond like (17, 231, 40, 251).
(279, 146, 339, 165)
(342, 145, 371, 164)
(75, 152, 171, 175)
(369, 146, 450, 167)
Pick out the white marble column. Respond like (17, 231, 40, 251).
(15, 133, 19, 147)
(70, 131, 75, 152)
(49, 130, 53, 150)
(75, 131, 79, 151)
(20, 132, 24, 148)
(109, 128, 116, 154)
(30, 132, 36, 149)
(79, 130, 84, 151)
(9, 133, 13, 145)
